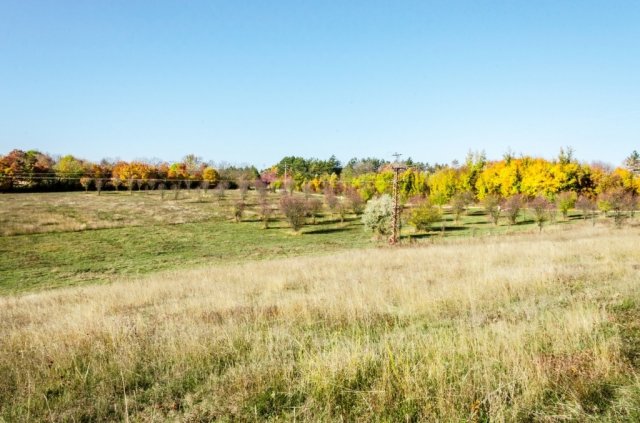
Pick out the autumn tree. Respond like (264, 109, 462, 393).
(79, 177, 92, 192)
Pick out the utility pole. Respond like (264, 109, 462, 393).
(390, 153, 407, 245)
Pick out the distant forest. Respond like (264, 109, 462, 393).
(1, 148, 639, 203)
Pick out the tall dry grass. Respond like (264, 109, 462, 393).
(2, 225, 640, 421)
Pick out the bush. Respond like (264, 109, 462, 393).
(279, 195, 307, 231)
(409, 199, 441, 232)
(362, 194, 393, 238)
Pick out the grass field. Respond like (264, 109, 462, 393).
(2, 225, 640, 421)
(2, 191, 638, 421)
(0, 190, 596, 294)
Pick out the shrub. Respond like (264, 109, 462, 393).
(483, 194, 502, 225)
(362, 194, 393, 238)
(556, 191, 577, 220)
(409, 199, 442, 232)
(502, 194, 523, 225)
(279, 195, 307, 231)
(530, 196, 553, 232)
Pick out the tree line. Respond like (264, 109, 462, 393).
(1, 148, 639, 206)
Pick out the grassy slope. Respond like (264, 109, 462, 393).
(2, 226, 640, 421)
(0, 191, 372, 293)
(0, 191, 593, 294)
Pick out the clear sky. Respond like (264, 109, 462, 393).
(1, 1, 638, 168)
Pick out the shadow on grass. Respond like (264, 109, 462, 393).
(303, 226, 354, 235)
(467, 210, 487, 216)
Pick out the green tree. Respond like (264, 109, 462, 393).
(409, 200, 442, 232)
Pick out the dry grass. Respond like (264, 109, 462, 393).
(0, 191, 220, 236)
(2, 225, 640, 421)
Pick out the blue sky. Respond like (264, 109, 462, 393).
(1, 1, 638, 168)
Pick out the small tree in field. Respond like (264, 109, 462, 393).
(216, 181, 228, 201)
(346, 187, 365, 215)
(336, 199, 349, 223)
(280, 195, 307, 231)
(95, 178, 104, 196)
(171, 183, 180, 200)
(483, 194, 502, 225)
(556, 191, 576, 220)
(158, 182, 166, 200)
(201, 180, 210, 196)
(362, 194, 393, 239)
(324, 186, 338, 216)
(451, 191, 474, 222)
(238, 179, 249, 201)
(111, 177, 122, 192)
(306, 198, 323, 224)
(259, 198, 272, 229)
(601, 188, 634, 227)
(576, 195, 597, 224)
(80, 177, 92, 193)
(502, 194, 523, 225)
(409, 199, 442, 232)
(530, 196, 553, 232)
(233, 200, 245, 222)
